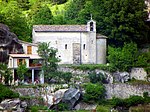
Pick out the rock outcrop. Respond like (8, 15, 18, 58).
(0, 98, 27, 111)
(0, 23, 24, 63)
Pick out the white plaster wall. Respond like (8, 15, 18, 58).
(32, 31, 90, 64)
(130, 68, 147, 81)
(96, 39, 106, 64)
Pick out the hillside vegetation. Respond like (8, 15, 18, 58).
(0, 0, 149, 71)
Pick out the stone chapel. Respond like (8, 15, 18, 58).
(32, 19, 107, 64)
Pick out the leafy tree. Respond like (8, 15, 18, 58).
(90, 0, 149, 46)
(31, 4, 53, 25)
(37, 42, 60, 82)
(0, 1, 31, 42)
(16, 62, 28, 83)
(0, 63, 12, 85)
(108, 42, 148, 71)
(64, 0, 86, 24)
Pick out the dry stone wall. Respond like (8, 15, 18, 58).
(105, 83, 150, 99)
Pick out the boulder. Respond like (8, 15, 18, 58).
(113, 72, 130, 83)
(62, 88, 81, 109)
(0, 98, 27, 111)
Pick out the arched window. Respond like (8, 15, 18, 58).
(90, 22, 93, 31)
(83, 44, 86, 50)
(65, 44, 67, 49)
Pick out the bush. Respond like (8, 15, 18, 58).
(108, 97, 125, 107)
(62, 72, 72, 83)
(88, 71, 106, 84)
(108, 42, 149, 71)
(57, 102, 69, 111)
(83, 83, 105, 103)
(0, 84, 19, 102)
(124, 95, 144, 107)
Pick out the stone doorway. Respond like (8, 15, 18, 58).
(73, 43, 81, 64)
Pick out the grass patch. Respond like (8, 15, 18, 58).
(127, 79, 150, 85)
(60, 64, 116, 72)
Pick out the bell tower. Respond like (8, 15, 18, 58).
(87, 16, 97, 63)
(87, 15, 96, 32)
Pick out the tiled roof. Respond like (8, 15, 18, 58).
(33, 25, 87, 32)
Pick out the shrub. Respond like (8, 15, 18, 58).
(62, 72, 72, 83)
(57, 102, 69, 111)
(108, 42, 149, 71)
(88, 71, 106, 84)
(124, 95, 144, 107)
(83, 83, 105, 103)
(0, 84, 19, 102)
(108, 97, 125, 107)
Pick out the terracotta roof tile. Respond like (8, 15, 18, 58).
(33, 25, 87, 32)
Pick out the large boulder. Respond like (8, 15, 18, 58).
(112, 72, 130, 83)
(0, 23, 24, 63)
(62, 88, 81, 109)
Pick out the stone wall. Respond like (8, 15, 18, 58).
(105, 83, 150, 99)
(130, 68, 147, 81)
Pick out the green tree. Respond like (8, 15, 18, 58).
(31, 4, 53, 25)
(91, 0, 149, 46)
(108, 42, 148, 71)
(0, 1, 31, 42)
(0, 63, 12, 85)
(64, 0, 86, 24)
(37, 42, 60, 82)
(16, 62, 28, 83)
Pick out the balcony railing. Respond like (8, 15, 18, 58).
(29, 63, 42, 67)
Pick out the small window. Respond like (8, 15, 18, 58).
(90, 22, 93, 31)
(65, 44, 67, 49)
(27, 46, 32, 54)
(83, 44, 86, 50)
(17, 59, 25, 66)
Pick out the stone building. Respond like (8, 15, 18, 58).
(32, 19, 107, 64)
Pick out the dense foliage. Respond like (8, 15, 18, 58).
(0, 84, 19, 102)
(83, 83, 106, 103)
(108, 42, 148, 71)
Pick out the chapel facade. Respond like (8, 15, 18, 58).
(32, 19, 107, 64)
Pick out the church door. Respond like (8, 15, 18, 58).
(73, 43, 81, 64)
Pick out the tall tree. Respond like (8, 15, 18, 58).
(31, 4, 53, 25)
(91, 0, 149, 46)
(64, 0, 86, 24)
(37, 42, 60, 82)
